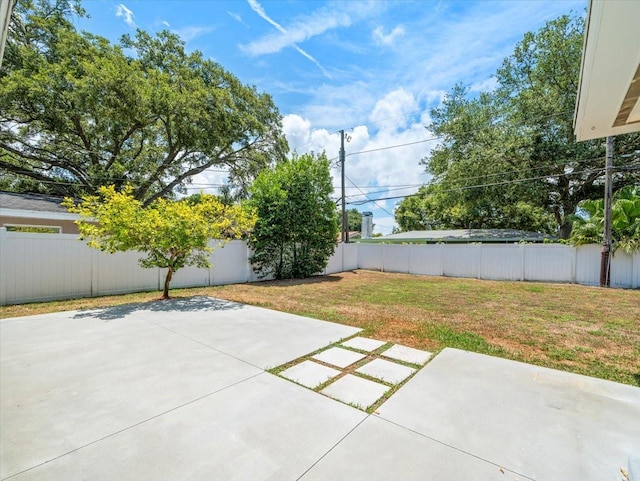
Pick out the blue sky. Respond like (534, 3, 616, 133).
(76, 0, 586, 234)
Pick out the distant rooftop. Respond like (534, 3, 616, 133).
(379, 229, 554, 243)
(0, 191, 68, 213)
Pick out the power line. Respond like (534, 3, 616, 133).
(344, 173, 394, 217)
(336, 154, 625, 202)
(331, 108, 577, 161)
(346, 165, 639, 206)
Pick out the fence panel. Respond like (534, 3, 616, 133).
(211, 240, 250, 285)
(342, 243, 359, 271)
(442, 245, 480, 278)
(358, 243, 383, 271)
(408, 245, 443, 276)
(480, 244, 524, 281)
(1, 232, 92, 304)
(381, 244, 410, 274)
(524, 245, 574, 282)
(611, 251, 634, 288)
(167, 265, 209, 289)
(325, 244, 343, 274)
(575, 245, 601, 286)
(95, 250, 159, 296)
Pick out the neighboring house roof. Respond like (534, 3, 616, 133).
(376, 229, 554, 243)
(0, 191, 79, 220)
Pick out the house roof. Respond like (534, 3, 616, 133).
(0, 191, 80, 220)
(574, 0, 640, 141)
(0, 191, 69, 213)
(379, 229, 554, 243)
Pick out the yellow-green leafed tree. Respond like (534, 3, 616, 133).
(64, 186, 256, 299)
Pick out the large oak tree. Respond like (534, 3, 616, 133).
(1, 0, 287, 203)
(400, 14, 639, 237)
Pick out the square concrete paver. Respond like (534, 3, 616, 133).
(279, 361, 341, 389)
(356, 358, 416, 384)
(312, 347, 366, 368)
(320, 374, 389, 409)
(341, 337, 386, 352)
(382, 344, 432, 365)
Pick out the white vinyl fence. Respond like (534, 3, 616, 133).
(356, 242, 639, 288)
(0, 228, 638, 305)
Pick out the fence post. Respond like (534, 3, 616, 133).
(91, 247, 99, 297)
(245, 241, 252, 283)
(476, 243, 482, 279)
(520, 243, 526, 281)
(571, 246, 577, 284)
(0, 227, 7, 305)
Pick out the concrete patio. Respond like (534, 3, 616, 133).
(1, 296, 638, 480)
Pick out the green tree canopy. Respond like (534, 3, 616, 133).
(64, 186, 256, 298)
(336, 207, 363, 232)
(1, 0, 287, 203)
(248, 152, 339, 279)
(395, 184, 556, 233)
(569, 186, 640, 254)
(405, 14, 640, 237)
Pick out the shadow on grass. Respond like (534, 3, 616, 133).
(633, 373, 640, 387)
(72, 295, 242, 321)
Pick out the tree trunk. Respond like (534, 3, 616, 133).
(162, 268, 174, 299)
(558, 221, 573, 239)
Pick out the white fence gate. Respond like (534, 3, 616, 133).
(0, 227, 638, 305)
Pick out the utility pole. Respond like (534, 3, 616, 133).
(340, 130, 348, 243)
(600, 136, 613, 287)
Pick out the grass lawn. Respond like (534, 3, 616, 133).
(2, 270, 638, 386)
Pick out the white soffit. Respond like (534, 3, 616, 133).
(574, 0, 640, 141)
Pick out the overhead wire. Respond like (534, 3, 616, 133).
(346, 165, 640, 206)
(344, 173, 394, 217)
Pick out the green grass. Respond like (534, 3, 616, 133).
(2, 269, 639, 386)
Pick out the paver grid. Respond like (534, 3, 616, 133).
(274, 336, 432, 411)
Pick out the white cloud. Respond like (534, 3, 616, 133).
(242, 7, 351, 56)
(188, 168, 230, 196)
(243, 0, 349, 78)
(370, 88, 418, 132)
(227, 11, 249, 28)
(372, 25, 405, 46)
(161, 20, 171, 28)
(171, 26, 214, 42)
(371, 216, 396, 235)
(282, 90, 434, 236)
(115, 4, 136, 29)
(470, 76, 499, 93)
